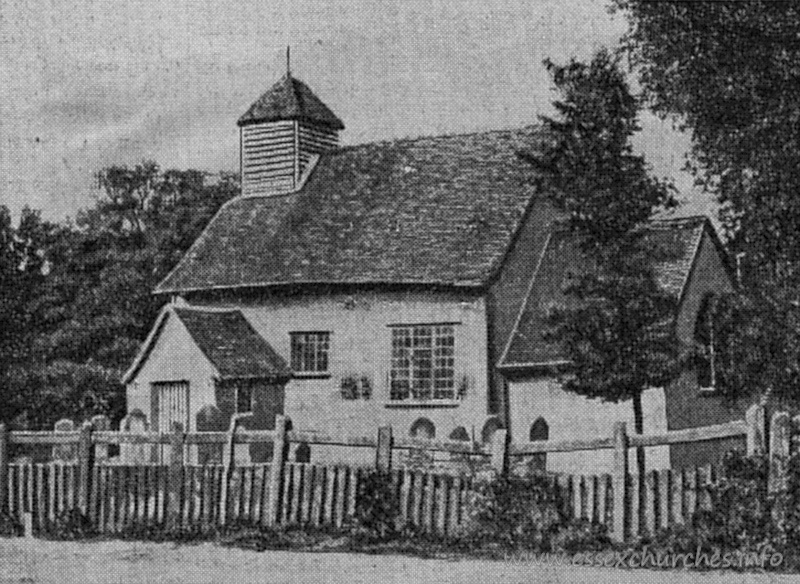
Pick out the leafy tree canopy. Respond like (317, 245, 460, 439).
(0, 164, 238, 429)
(614, 0, 800, 405)
(529, 49, 681, 443)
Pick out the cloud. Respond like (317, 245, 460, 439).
(1, 0, 705, 224)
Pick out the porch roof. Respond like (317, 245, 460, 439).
(122, 306, 290, 384)
(173, 308, 290, 380)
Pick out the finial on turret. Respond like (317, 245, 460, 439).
(286, 46, 291, 76)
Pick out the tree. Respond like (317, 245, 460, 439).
(614, 0, 800, 406)
(0, 206, 59, 423)
(525, 49, 680, 472)
(2, 163, 238, 429)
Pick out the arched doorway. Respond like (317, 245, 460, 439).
(529, 417, 549, 472)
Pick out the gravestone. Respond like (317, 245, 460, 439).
(196, 404, 225, 464)
(90, 414, 111, 462)
(295, 442, 311, 463)
(52, 419, 76, 463)
(121, 409, 148, 464)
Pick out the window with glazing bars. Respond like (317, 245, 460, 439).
(290, 332, 330, 374)
(390, 325, 455, 400)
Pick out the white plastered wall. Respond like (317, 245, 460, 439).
(198, 290, 494, 465)
(508, 377, 670, 474)
(125, 312, 218, 433)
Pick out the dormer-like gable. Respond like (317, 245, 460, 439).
(498, 216, 733, 372)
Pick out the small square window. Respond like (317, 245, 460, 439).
(290, 332, 331, 374)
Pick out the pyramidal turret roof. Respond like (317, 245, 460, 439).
(237, 73, 345, 129)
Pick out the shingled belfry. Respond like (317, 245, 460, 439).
(237, 71, 344, 196)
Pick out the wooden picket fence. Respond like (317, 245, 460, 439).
(1, 403, 797, 541)
(0, 416, 486, 536)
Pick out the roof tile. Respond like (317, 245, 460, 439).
(500, 217, 707, 368)
(156, 128, 547, 293)
(237, 74, 344, 129)
(174, 308, 290, 379)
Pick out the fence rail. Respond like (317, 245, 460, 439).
(0, 403, 796, 542)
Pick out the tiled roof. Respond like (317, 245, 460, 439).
(156, 127, 548, 294)
(237, 74, 345, 129)
(173, 308, 290, 380)
(499, 216, 708, 369)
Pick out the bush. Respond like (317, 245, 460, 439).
(44, 508, 95, 540)
(550, 518, 611, 553)
(641, 452, 770, 552)
(705, 450, 772, 549)
(637, 450, 800, 571)
(464, 474, 565, 550)
(353, 470, 400, 541)
(0, 512, 23, 537)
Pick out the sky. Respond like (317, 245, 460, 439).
(0, 0, 712, 223)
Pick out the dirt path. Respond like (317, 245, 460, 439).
(0, 539, 795, 584)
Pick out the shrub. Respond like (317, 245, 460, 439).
(777, 449, 800, 569)
(641, 450, 800, 571)
(464, 474, 565, 550)
(641, 452, 769, 549)
(550, 518, 611, 553)
(44, 508, 95, 540)
(401, 448, 435, 472)
(354, 470, 401, 541)
(0, 512, 23, 537)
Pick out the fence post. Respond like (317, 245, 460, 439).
(0, 423, 7, 513)
(612, 421, 628, 542)
(745, 403, 766, 456)
(166, 421, 185, 530)
(768, 411, 790, 524)
(266, 415, 287, 527)
(376, 426, 393, 472)
(490, 429, 508, 476)
(77, 421, 94, 515)
(220, 413, 251, 526)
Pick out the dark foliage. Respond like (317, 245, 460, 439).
(549, 518, 611, 554)
(614, 0, 800, 406)
(353, 470, 401, 541)
(639, 450, 800, 571)
(529, 49, 681, 473)
(468, 475, 565, 549)
(42, 508, 95, 540)
(527, 49, 676, 246)
(0, 163, 238, 429)
(0, 512, 23, 537)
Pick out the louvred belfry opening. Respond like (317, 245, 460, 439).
(238, 73, 344, 196)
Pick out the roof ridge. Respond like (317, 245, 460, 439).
(649, 214, 709, 226)
(546, 215, 709, 237)
(325, 124, 542, 157)
(173, 305, 241, 315)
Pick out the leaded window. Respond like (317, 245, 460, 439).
(290, 332, 330, 374)
(390, 324, 455, 400)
